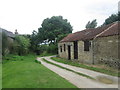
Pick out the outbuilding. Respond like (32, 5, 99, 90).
(58, 21, 119, 68)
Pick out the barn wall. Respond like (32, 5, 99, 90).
(93, 35, 119, 68)
(78, 40, 93, 64)
(58, 42, 74, 60)
(58, 35, 119, 68)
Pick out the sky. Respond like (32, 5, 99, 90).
(0, 0, 119, 34)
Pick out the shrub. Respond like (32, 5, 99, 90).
(47, 44, 58, 54)
(35, 60, 41, 64)
(12, 35, 31, 55)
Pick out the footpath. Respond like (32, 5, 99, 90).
(37, 56, 119, 88)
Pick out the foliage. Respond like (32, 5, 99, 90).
(103, 12, 119, 25)
(38, 16, 73, 43)
(57, 34, 68, 42)
(29, 30, 39, 52)
(85, 19, 97, 28)
(12, 35, 30, 55)
(35, 59, 41, 64)
(3, 55, 76, 88)
(30, 16, 72, 55)
(36, 44, 58, 55)
(46, 44, 58, 54)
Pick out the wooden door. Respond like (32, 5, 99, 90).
(68, 45, 71, 60)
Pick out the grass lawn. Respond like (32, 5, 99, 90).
(51, 57, 120, 77)
(2, 55, 77, 88)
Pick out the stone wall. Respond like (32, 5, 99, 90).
(78, 40, 93, 64)
(58, 42, 74, 60)
(93, 35, 119, 68)
(58, 35, 119, 68)
(58, 40, 94, 64)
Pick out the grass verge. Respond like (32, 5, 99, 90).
(51, 57, 119, 77)
(2, 54, 77, 88)
(42, 58, 95, 80)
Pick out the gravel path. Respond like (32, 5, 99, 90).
(37, 56, 119, 88)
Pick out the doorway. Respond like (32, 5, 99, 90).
(68, 45, 71, 60)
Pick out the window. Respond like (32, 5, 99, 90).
(64, 44, 66, 51)
(60, 46, 62, 52)
(84, 41, 90, 51)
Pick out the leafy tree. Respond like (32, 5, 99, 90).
(85, 19, 97, 28)
(13, 35, 30, 55)
(57, 34, 68, 42)
(103, 12, 119, 25)
(29, 30, 41, 53)
(30, 16, 72, 54)
(38, 16, 73, 43)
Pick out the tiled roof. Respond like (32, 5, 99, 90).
(0, 28, 15, 38)
(59, 22, 119, 43)
(95, 21, 119, 38)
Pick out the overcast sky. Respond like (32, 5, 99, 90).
(0, 0, 119, 34)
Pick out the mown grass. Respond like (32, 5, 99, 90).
(51, 57, 119, 77)
(2, 55, 77, 88)
(42, 58, 95, 80)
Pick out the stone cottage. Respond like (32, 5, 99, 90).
(0, 28, 15, 55)
(1, 28, 15, 42)
(58, 21, 119, 68)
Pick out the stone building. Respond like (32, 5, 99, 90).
(1, 28, 15, 43)
(0, 28, 15, 55)
(58, 21, 119, 68)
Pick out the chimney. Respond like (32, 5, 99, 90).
(15, 29, 18, 34)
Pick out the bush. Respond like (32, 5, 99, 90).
(47, 44, 58, 54)
(36, 44, 57, 55)
(12, 35, 31, 55)
(35, 60, 41, 64)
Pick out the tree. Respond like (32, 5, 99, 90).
(103, 12, 119, 25)
(13, 35, 30, 55)
(30, 16, 72, 54)
(38, 16, 73, 44)
(85, 19, 97, 28)
(57, 34, 68, 42)
(29, 30, 41, 53)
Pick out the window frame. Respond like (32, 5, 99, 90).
(84, 40, 90, 51)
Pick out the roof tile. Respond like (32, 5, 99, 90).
(59, 22, 119, 43)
